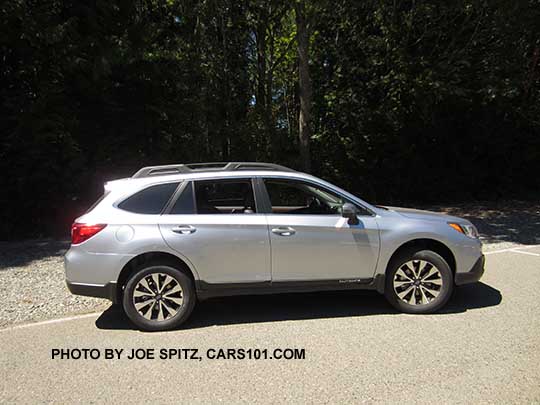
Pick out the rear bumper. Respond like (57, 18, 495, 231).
(455, 255, 485, 285)
(66, 281, 118, 303)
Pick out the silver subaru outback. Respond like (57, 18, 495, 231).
(65, 162, 484, 331)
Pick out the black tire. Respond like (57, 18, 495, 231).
(123, 265, 196, 331)
(384, 249, 453, 314)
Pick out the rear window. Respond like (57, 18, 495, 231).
(118, 182, 179, 214)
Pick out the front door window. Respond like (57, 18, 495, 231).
(264, 179, 348, 215)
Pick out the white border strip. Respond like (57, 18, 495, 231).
(1, 312, 102, 332)
(485, 244, 540, 255)
(510, 249, 540, 257)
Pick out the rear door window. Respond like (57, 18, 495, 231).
(194, 179, 256, 214)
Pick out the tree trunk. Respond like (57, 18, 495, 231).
(295, 0, 312, 172)
(255, 12, 271, 159)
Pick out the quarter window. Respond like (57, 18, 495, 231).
(118, 182, 179, 214)
(194, 179, 256, 214)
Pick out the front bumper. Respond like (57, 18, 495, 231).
(66, 281, 118, 303)
(455, 255, 485, 285)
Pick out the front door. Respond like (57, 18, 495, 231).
(261, 178, 379, 282)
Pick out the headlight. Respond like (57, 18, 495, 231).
(461, 224, 479, 238)
(448, 222, 479, 238)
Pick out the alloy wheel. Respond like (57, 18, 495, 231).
(393, 260, 443, 305)
(132, 273, 184, 321)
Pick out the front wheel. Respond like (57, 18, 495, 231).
(384, 250, 453, 314)
(123, 265, 196, 331)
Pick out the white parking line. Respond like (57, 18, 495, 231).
(0, 312, 102, 332)
(484, 244, 540, 255)
(510, 249, 540, 257)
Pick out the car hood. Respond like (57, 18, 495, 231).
(381, 206, 465, 223)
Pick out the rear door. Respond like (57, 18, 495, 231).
(159, 178, 271, 285)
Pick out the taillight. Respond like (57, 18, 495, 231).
(71, 223, 107, 245)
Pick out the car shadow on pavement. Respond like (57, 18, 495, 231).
(95, 282, 502, 332)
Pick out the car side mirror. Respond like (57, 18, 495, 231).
(342, 203, 359, 225)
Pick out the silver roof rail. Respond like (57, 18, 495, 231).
(132, 162, 296, 178)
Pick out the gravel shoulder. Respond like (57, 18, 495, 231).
(0, 240, 109, 328)
(1, 200, 538, 328)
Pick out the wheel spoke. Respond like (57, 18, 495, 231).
(394, 280, 413, 288)
(419, 286, 430, 304)
(160, 275, 174, 293)
(156, 302, 165, 321)
(402, 263, 416, 278)
(151, 274, 161, 292)
(417, 261, 429, 278)
(396, 268, 413, 281)
(134, 289, 154, 298)
(139, 278, 154, 295)
(164, 296, 183, 306)
(421, 266, 439, 281)
(135, 300, 155, 319)
(421, 284, 440, 298)
(164, 285, 182, 297)
(411, 261, 420, 278)
(145, 301, 156, 320)
(409, 288, 418, 304)
(397, 285, 414, 300)
(425, 278, 443, 286)
(414, 262, 422, 278)
(161, 300, 178, 317)
(134, 299, 153, 310)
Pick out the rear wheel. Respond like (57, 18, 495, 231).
(123, 265, 195, 331)
(384, 250, 453, 314)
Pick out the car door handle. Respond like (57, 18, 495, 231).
(171, 225, 197, 234)
(271, 227, 296, 236)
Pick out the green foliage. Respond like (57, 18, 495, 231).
(310, 0, 540, 201)
(1, 0, 539, 238)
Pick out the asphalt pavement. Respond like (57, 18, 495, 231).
(1, 246, 539, 404)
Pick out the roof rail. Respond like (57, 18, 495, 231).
(132, 162, 296, 178)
